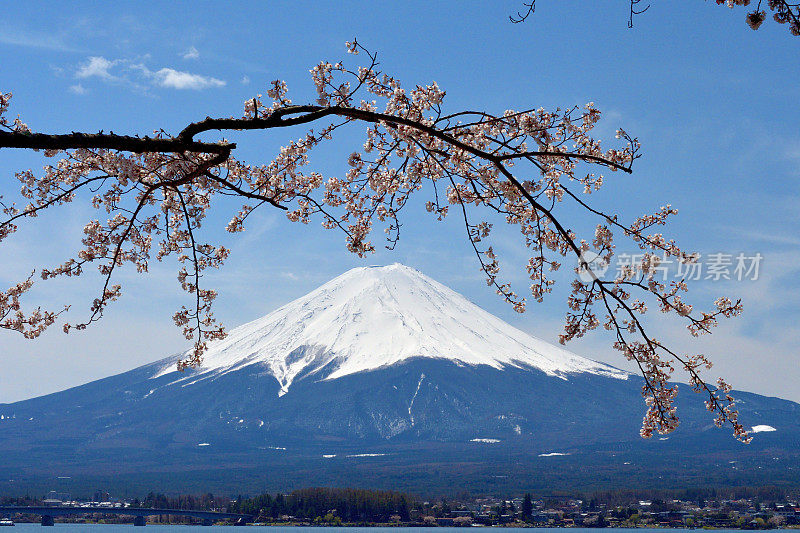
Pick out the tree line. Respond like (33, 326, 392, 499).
(130, 492, 227, 510)
(577, 485, 797, 508)
(228, 487, 414, 523)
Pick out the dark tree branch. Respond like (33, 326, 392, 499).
(510, 0, 535, 23)
(0, 130, 232, 154)
(508, 0, 799, 35)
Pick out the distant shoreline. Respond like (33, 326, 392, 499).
(6, 520, 800, 529)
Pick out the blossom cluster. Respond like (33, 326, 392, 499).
(0, 91, 30, 134)
(0, 107, 229, 363)
(716, 0, 800, 35)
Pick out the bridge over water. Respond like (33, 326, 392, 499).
(0, 506, 254, 526)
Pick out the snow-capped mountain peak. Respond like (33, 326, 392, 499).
(157, 263, 626, 395)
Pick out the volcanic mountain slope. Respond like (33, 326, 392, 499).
(1, 264, 798, 494)
(155, 263, 628, 395)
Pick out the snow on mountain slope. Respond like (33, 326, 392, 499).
(156, 263, 627, 395)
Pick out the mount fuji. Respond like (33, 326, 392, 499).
(1, 264, 799, 495)
(158, 263, 627, 395)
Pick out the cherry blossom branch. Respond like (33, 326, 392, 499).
(0, 43, 748, 442)
(0, 129, 231, 155)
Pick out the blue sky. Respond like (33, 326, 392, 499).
(1, 1, 799, 407)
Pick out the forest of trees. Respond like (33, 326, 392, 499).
(228, 487, 414, 523)
(553, 485, 799, 509)
(129, 492, 228, 511)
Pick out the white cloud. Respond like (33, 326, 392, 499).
(73, 56, 225, 92)
(751, 425, 777, 433)
(69, 84, 87, 95)
(241, 75, 250, 85)
(75, 56, 119, 81)
(735, 229, 800, 247)
(151, 68, 225, 90)
(0, 27, 81, 53)
(182, 46, 199, 60)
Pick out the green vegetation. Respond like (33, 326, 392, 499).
(229, 487, 414, 524)
(3, 484, 800, 528)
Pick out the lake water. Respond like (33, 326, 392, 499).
(4, 525, 743, 533)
